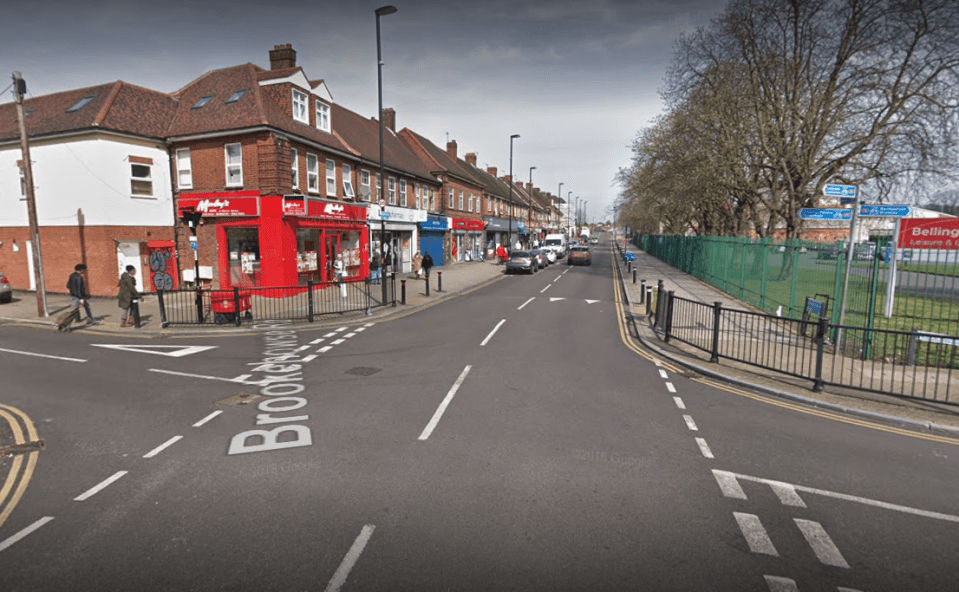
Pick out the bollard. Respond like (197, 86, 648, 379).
(426, 272, 430, 296)
(646, 287, 653, 316)
(640, 280, 646, 303)
(391, 272, 397, 307)
(438, 271, 443, 292)
(633, 268, 637, 284)
(132, 298, 141, 329)
(401, 279, 406, 305)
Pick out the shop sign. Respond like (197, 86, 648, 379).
(420, 216, 448, 231)
(484, 217, 509, 231)
(453, 218, 484, 231)
(283, 195, 307, 217)
(306, 199, 366, 221)
(369, 204, 428, 223)
(899, 218, 959, 250)
(178, 190, 260, 217)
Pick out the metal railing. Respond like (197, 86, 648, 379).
(156, 275, 396, 327)
(655, 289, 959, 405)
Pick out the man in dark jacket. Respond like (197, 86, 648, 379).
(421, 251, 434, 278)
(118, 265, 141, 328)
(67, 264, 98, 325)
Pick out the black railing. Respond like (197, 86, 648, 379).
(157, 275, 395, 327)
(658, 291, 959, 405)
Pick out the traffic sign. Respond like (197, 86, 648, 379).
(823, 184, 857, 199)
(858, 204, 911, 218)
(799, 208, 853, 221)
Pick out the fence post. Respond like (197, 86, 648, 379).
(308, 280, 315, 323)
(907, 327, 920, 366)
(664, 291, 675, 343)
(813, 316, 830, 392)
(640, 280, 646, 304)
(401, 279, 406, 305)
(655, 280, 665, 327)
(365, 277, 372, 315)
(646, 287, 653, 316)
(158, 290, 168, 328)
(195, 287, 204, 324)
(710, 301, 722, 363)
(233, 287, 241, 327)
(391, 272, 397, 306)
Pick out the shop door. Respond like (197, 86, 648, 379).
(419, 233, 444, 266)
(116, 241, 147, 293)
(324, 235, 340, 283)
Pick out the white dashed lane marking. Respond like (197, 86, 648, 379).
(734, 512, 779, 556)
(683, 415, 698, 431)
(319, 346, 333, 353)
(143, 435, 182, 459)
(0, 517, 54, 553)
(666, 382, 676, 393)
(192, 410, 222, 427)
(673, 396, 685, 410)
(764, 576, 799, 592)
(794, 519, 850, 568)
(695, 437, 714, 459)
(659, 369, 669, 379)
(74, 471, 128, 501)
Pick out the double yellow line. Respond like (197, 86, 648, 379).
(0, 404, 40, 531)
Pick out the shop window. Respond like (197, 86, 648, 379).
(296, 228, 320, 284)
(226, 227, 261, 287)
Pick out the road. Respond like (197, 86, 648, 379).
(1, 241, 957, 591)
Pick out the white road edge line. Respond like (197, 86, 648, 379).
(324, 524, 376, 592)
(764, 575, 799, 592)
(148, 369, 247, 383)
(695, 437, 714, 459)
(517, 297, 535, 310)
(193, 410, 223, 428)
(683, 415, 698, 431)
(0, 516, 54, 553)
(734, 512, 779, 556)
(143, 435, 183, 459)
(794, 519, 849, 568)
(74, 471, 128, 501)
(0, 348, 86, 363)
(418, 365, 472, 441)
(480, 320, 506, 347)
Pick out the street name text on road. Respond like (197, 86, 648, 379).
(798, 208, 853, 221)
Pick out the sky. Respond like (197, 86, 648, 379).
(1, 0, 728, 223)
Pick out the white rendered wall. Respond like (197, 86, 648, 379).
(0, 135, 173, 228)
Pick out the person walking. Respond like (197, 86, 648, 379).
(333, 253, 347, 298)
(412, 251, 423, 279)
(421, 251, 434, 279)
(67, 263, 99, 325)
(117, 265, 140, 328)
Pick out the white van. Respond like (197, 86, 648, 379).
(542, 234, 568, 258)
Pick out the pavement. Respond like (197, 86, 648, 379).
(3, 240, 959, 436)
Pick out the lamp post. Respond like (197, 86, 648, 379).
(508, 134, 520, 252)
(567, 191, 572, 238)
(375, 4, 396, 304)
(557, 182, 563, 234)
(527, 166, 536, 247)
(574, 197, 580, 235)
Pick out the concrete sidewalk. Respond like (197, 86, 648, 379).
(0, 259, 508, 336)
(613, 237, 959, 436)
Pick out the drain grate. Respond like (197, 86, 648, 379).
(346, 367, 382, 376)
(217, 393, 265, 406)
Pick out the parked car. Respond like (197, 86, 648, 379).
(530, 248, 548, 269)
(541, 248, 557, 264)
(0, 270, 11, 304)
(506, 251, 537, 274)
(568, 245, 591, 266)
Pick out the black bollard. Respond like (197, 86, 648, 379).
(426, 272, 430, 296)
(401, 279, 406, 305)
(438, 271, 443, 292)
(633, 268, 637, 284)
(640, 280, 646, 303)
(132, 298, 141, 328)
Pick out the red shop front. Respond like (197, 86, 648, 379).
(177, 192, 369, 289)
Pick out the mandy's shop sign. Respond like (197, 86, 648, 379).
(178, 191, 260, 217)
(282, 195, 307, 216)
(898, 218, 959, 250)
(306, 199, 366, 221)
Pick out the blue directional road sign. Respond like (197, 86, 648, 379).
(858, 204, 911, 218)
(798, 208, 853, 221)
(823, 184, 858, 199)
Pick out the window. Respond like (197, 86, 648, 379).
(487, 196, 492, 212)
(291, 148, 299, 189)
(448, 188, 454, 209)
(399, 179, 407, 207)
(176, 149, 192, 189)
(67, 95, 96, 113)
(306, 153, 319, 193)
(316, 102, 330, 132)
(293, 89, 308, 123)
(360, 169, 371, 201)
(388, 177, 396, 205)
(343, 164, 354, 199)
(225, 143, 243, 186)
(131, 163, 153, 196)
(414, 183, 421, 209)
(192, 95, 215, 109)
(225, 89, 247, 104)
(326, 159, 336, 196)
(375, 173, 382, 201)
(458, 191, 464, 211)
(19, 165, 26, 198)
(429, 188, 435, 211)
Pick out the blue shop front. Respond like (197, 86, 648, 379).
(419, 214, 448, 267)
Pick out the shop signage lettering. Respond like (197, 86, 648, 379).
(453, 219, 484, 231)
(179, 192, 260, 217)
(899, 219, 959, 250)
(369, 204, 428, 223)
(325, 203, 345, 215)
(307, 199, 365, 221)
(283, 195, 306, 216)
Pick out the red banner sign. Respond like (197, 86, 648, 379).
(306, 200, 367, 221)
(453, 218, 484, 231)
(898, 218, 959, 250)
(178, 191, 260, 217)
(283, 195, 307, 217)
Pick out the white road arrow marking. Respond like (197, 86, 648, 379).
(549, 298, 565, 302)
(585, 299, 600, 304)
(92, 344, 217, 357)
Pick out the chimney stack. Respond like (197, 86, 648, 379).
(465, 152, 477, 166)
(446, 140, 457, 159)
(269, 44, 297, 70)
(381, 108, 396, 132)
(487, 167, 497, 177)
(525, 183, 533, 193)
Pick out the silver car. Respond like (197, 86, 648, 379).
(0, 270, 12, 304)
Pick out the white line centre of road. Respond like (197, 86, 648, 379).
(324, 524, 376, 592)
(696, 438, 714, 459)
(143, 435, 183, 458)
(75, 471, 127, 501)
(673, 396, 686, 410)
(480, 320, 506, 347)
(794, 519, 849, 568)
(659, 369, 669, 379)
(418, 365, 472, 441)
(518, 297, 535, 310)
(734, 512, 779, 556)
(540, 284, 551, 293)
(0, 348, 86, 363)
(193, 410, 223, 428)
(666, 382, 676, 393)
(770, 482, 806, 508)
(0, 516, 54, 553)
(764, 576, 799, 592)
(683, 415, 698, 431)
(713, 470, 748, 499)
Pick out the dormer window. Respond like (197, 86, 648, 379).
(316, 102, 330, 132)
(293, 89, 308, 123)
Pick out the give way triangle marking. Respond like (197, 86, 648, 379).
(91, 344, 218, 358)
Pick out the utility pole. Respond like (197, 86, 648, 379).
(13, 71, 48, 317)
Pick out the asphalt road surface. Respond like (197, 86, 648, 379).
(1, 242, 957, 591)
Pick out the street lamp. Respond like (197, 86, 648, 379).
(527, 166, 536, 247)
(508, 134, 520, 252)
(567, 191, 572, 238)
(574, 197, 580, 234)
(375, 4, 396, 304)
(557, 182, 563, 234)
